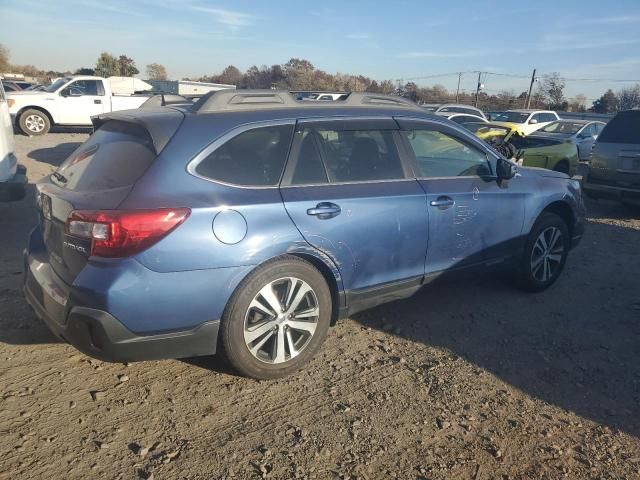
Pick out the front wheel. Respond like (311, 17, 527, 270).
(19, 109, 51, 136)
(220, 256, 332, 379)
(514, 212, 570, 292)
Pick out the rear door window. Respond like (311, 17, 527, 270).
(316, 128, 404, 183)
(597, 111, 640, 144)
(55, 121, 156, 191)
(195, 124, 294, 186)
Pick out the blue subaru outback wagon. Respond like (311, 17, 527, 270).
(23, 91, 585, 379)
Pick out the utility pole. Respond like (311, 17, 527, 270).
(474, 71, 482, 107)
(525, 68, 536, 109)
(455, 72, 462, 103)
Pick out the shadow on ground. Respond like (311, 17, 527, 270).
(27, 142, 83, 167)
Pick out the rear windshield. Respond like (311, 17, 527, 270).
(54, 121, 155, 191)
(597, 111, 640, 144)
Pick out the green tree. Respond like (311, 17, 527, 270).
(74, 67, 95, 75)
(118, 55, 139, 76)
(95, 52, 119, 77)
(145, 63, 167, 80)
(592, 89, 618, 113)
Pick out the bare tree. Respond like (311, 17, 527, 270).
(0, 44, 9, 72)
(539, 73, 566, 108)
(146, 63, 167, 81)
(617, 84, 640, 110)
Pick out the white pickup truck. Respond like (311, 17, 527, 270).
(7, 75, 153, 135)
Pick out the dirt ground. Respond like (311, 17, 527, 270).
(1, 130, 639, 480)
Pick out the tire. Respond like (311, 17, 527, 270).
(553, 160, 570, 175)
(219, 255, 332, 379)
(514, 212, 570, 292)
(19, 109, 51, 136)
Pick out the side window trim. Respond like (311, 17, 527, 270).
(395, 119, 494, 179)
(186, 119, 296, 189)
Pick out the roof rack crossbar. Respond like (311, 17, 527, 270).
(193, 90, 423, 113)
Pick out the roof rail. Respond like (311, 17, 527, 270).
(192, 89, 422, 113)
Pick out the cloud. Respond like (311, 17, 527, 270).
(400, 50, 484, 58)
(581, 15, 640, 25)
(345, 33, 371, 40)
(190, 6, 253, 27)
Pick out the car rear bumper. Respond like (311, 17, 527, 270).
(0, 164, 27, 202)
(582, 176, 640, 203)
(23, 247, 220, 363)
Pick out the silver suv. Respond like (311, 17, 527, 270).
(582, 110, 640, 207)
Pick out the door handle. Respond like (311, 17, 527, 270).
(307, 202, 341, 218)
(430, 196, 455, 209)
(94, 99, 102, 104)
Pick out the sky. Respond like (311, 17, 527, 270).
(2, 0, 640, 101)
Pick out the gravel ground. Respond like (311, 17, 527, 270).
(1, 131, 639, 480)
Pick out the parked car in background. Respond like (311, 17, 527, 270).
(23, 90, 584, 379)
(1, 80, 36, 91)
(491, 109, 560, 135)
(582, 110, 640, 207)
(1, 81, 20, 92)
(436, 112, 487, 125)
(485, 111, 505, 121)
(534, 120, 606, 161)
(422, 103, 487, 120)
(6, 75, 155, 135)
(0, 81, 27, 202)
(463, 122, 579, 176)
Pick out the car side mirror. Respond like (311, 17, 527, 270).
(496, 157, 517, 180)
(529, 118, 538, 124)
(60, 88, 69, 97)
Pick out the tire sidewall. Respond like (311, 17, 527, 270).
(20, 110, 50, 136)
(221, 257, 332, 379)
(519, 213, 570, 291)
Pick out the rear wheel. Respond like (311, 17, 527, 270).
(514, 212, 570, 292)
(220, 256, 332, 379)
(19, 109, 51, 136)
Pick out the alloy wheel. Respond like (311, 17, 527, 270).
(25, 114, 46, 133)
(243, 277, 319, 364)
(530, 226, 564, 282)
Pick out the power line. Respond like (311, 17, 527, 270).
(396, 70, 640, 84)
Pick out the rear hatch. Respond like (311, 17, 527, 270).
(590, 110, 640, 189)
(36, 111, 183, 285)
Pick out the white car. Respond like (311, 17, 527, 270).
(491, 109, 560, 136)
(6, 75, 154, 136)
(0, 81, 26, 201)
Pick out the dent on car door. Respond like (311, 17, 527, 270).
(279, 119, 428, 301)
(396, 119, 525, 275)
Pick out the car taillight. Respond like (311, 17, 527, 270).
(65, 208, 190, 258)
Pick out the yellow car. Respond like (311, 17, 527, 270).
(463, 122, 579, 176)
(490, 109, 560, 135)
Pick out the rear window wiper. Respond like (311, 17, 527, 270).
(52, 171, 68, 184)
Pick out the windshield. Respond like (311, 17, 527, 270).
(493, 112, 529, 123)
(541, 121, 583, 134)
(44, 77, 71, 93)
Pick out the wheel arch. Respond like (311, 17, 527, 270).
(16, 105, 55, 128)
(539, 200, 575, 237)
(287, 251, 345, 325)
